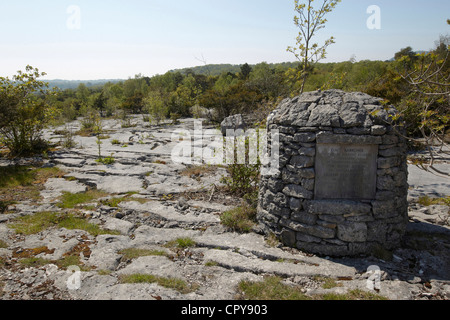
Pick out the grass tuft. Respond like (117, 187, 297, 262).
(119, 274, 197, 294)
(220, 204, 257, 233)
(237, 277, 388, 300)
(57, 190, 108, 209)
(237, 276, 310, 300)
(0, 166, 66, 205)
(119, 248, 167, 260)
(8, 211, 120, 236)
(318, 289, 388, 300)
(0, 240, 9, 248)
(165, 237, 196, 249)
(100, 195, 149, 208)
(417, 195, 450, 207)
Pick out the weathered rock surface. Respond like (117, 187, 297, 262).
(220, 114, 247, 136)
(0, 115, 448, 301)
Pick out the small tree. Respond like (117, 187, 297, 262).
(394, 47, 419, 65)
(93, 91, 107, 117)
(76, 83, 90, 110)
(287, 0, 341, 94)
(239, 63, 253, 80)
(0, 66, 55, 156)
(144, 91, 168, 124)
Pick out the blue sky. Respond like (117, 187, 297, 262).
(0, 0, 448, 80)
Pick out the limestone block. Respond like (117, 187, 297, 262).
(282, 184, 313, 199)
(337, 222, 368, 242)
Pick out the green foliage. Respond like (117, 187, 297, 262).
(0, 240, 8, 249)
(239, 63, 252, 80)
(417, 195, 450, 207)
(57, 190, 108, 209)
(200, 80, 262, 122)
(100, 194, 148, 207)
(0, 166, 66, 207)
(92, 91, 107, 117)
(0, 166, 35, 188)
(220, 204, 257, 233)
(0, 65, 55, 156)
(392, 32, 449, 163)
(9, 211, 120, 236)
(57, 213, 120, 236)
(0, 200, 16, 214)
(221, 163, 261, 198)
(144, 90, 169, 124)
(119, 248, 168, 259)
(121, 92, 145, 114)
(237, 277, 388, 300)
(165, 237, 196, 249)
(248, 62, 286, 99)
(237, 276, 310, 300)
(79, 109, 101, 134)
(111, 139, 121, 145)
(119, 273, 196, 293)
(96, 153, 115, 165)
(76, 83, 90, 109)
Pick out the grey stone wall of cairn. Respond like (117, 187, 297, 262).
(257, 89, 409, 257)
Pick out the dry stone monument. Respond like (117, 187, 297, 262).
(257, 89, 409, 257)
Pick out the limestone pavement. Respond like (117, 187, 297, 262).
(0, 116, 448, 300)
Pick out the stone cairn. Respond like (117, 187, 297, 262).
(257, 90, 409, 257)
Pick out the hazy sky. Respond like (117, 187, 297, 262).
(0, 0, 448, 80)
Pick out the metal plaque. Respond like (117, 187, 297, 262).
(315, 144, 378, 200)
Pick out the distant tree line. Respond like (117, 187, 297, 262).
(0, 36, 448, 158)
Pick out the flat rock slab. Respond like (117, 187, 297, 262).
(52, 157, 86, 168)
(119, 201, 220, 225)
(116, 255, 183, 279)
(130, 225, 354, 276)
(66, 172, 144, 194)
(408, 164, 450, 198)
(103, 217, 134, 235)
(201, 249, 355, 279)
(87, 235, 131, 271)
(96, 176, 144, 194)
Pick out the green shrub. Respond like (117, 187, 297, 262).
(80, 110, 100, 132)
(9, 211, 120, 236)
(0, 66, 55, 156)
(96, 154, 115, 165)
(417, 195, 450, 207)
(221, 163, 260, 198)
(61, 128, 77, 149)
